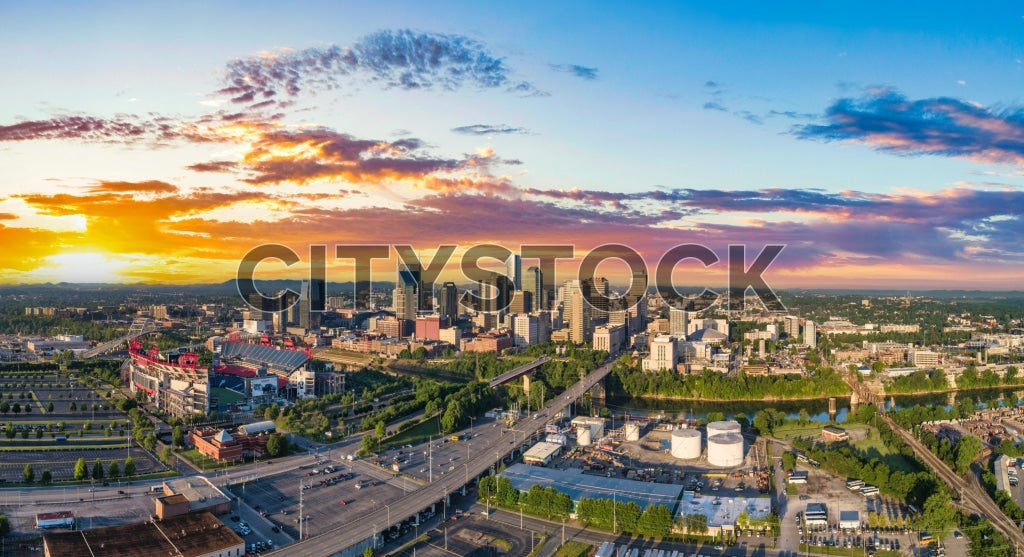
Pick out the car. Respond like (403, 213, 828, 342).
(953, 531, 963, 539)
(271, 526, 280, 533)
(340, 499, 347, 505)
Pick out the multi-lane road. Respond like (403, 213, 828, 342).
(263, 357, 615, 556)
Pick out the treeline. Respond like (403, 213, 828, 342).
(958, 365, 1021, 390)
(477, 474, 674, 537)
(887, 369, 948, 393)
(611, 362, 850, 400)
(981, 467, 1024, 523)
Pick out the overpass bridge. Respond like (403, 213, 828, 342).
(488, 356, 550, 389)
(266, 357, 616, 557)
(81, 318, 159, 359)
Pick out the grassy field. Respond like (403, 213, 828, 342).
(378, 418, 441, 452)
(772, 422, 829, 443)
(554, 540, 592, 557)
(800, 544, 898, 556)
(211, 387, 245, 405)
(179, 448, 238, 472)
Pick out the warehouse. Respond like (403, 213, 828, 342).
(157, 476, 232, 518)
(804, 502, 828, 527)
(839, 510, 860, 531)
(523, 441, 562, 466)
(500, 463, 683, 513)
(678, 492, 771, 537)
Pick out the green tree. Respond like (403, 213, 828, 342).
(361, 434, 378, 454)
(69, 401, 77, 410)
(47, 402, 54, 412)
(123, 456, 135, 477)
(143, 433, 157, 451)
(375, 421, 386, 438)
(23, 464, 34, 483)
(264, 404, 280, 421)
(159, 446, 174, 466)
(11, 403, 20, 414)
(172, 425, 184, 448)
(921, 491, 957, 535)
(363, 547, 375, 557)
(108, 461, 120, 479)
(92, 459, 104, 480)
(74, 457, 88, 480)
(412, 346, 428, 360)
(40, 469, 52, 485)
(0, 514, 9, 538)
(266, 434, 285, 457)
(637, 505, 673, 537)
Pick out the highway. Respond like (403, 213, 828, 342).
(488, 356, 550, 388)
(878, 412, 1024, 550)
(264, 357, 615, 557)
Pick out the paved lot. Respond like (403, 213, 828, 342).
(388, 514, 535, 557)
(0, 447, 162, 481)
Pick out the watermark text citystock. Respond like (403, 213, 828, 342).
(237, 243, 786, 315)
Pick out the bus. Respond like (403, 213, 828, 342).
(846, 479, 865, 490)
(920, 533, 935, 546)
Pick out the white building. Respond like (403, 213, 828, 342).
(805, 320, 817, 349)
(593, 324, 626, 354)
(643, 335, 677, 372)
(513, 314, 539, 347)
(669, 308, 689, 339)
(910, 350, 939, 368)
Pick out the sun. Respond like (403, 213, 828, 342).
(32, 252, 132, 283)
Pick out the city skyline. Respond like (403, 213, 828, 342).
(2, 2, 1024, 289)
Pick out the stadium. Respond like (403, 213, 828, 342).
(125, 335, 312, 419)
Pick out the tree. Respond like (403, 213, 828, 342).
(92, 459, 104, 480)
(412, 346, 428, 360)
(108, 461, 120, 479)
(11, 403, 20, 414)
(264, 404, 280, 421)
(375, 421, 386, 439)
(74, 457, 88, 480)
(266, 434, 286, 457)
(69, 401, 77, 411)
(363, 547, 375, 557)
(0, 401, 8, 414)
(0, 515, 8, 538)
(23, 464, 34, 484)
(143, 433, 157, 452)
(361, 434, 378, 454)
(172, 425, 184, 448)
(40, 469, 52, 485)
(47, 401, 54, 412)
(921, 491, 957, 535)
(123, 456, 136, 477)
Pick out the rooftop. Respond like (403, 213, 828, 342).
(164, 476, 230, 509)
(679, 491, 771, 528)
(43, 511, 242, 557)
(501, 463, 683, 513)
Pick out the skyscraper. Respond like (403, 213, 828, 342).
(437, 281, 459, 323)
(506, 254, 522, 291)
(567, 280, 592, 344)
(480, 272, 512, 316)
(805, 320, 817, 348)
(393, 284, 416, 321)
(398, 262, 428, 312)
(523, 266, 542, 312)
(298, 279, 324, 330)
(669, 308, 689, 339)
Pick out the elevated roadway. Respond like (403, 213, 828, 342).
(488, 356, 550, 388)
(266, 356, 614, 557)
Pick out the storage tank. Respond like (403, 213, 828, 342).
(671, 428, 701, 459)
(707, 432, 744, 467)
(624, 422, 641, 442)
(577, 426, 592, 446)
(706, 420, 741, 437)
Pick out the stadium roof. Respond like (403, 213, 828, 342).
(218, 341, 308, 373)
(43, 511, 242, 557)
(500, 463, 683, 513)
(680, 491, 771, 528)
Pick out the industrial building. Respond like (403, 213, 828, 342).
(500, 463, 683, 514)
(804, 502, 828, 526)
(678, 491, 771, 537)
(43, 511, 243, 557)
(522, 441, 562, 466)
(156, 477, 232, 519)
(839, 510, 860, 531)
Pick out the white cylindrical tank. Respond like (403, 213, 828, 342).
(671, 428, 701, 459)
(707, 432, 744, 467)
(706, 420, 741, 437)
(624, 422, 641, 442)
(577, 427, 592, 446)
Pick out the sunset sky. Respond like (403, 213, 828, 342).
(2, 2, 1024, 290)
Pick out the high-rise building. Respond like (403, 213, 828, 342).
(298, 279, 325, 330)
(642, 335, 677, 372)
(393, 284, 416, 322)
(398, 262, 429, 312)
(513, 314, 539, 347)
(437, 282, 459, 323)
(524, 266, 542, 312)
(506, 254, 522, 291)
(669, 308, 689, 339)
(593, 324, 626, 354)
(568, 281, 592, 344)
(509, 290, 532, 314)
(480, 272, 512, 316)
(805, 320, 817, 348)
(784, 316, 800, 339)
(586, 277, 610, 325)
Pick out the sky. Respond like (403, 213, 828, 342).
(1, 1, 1024, 291)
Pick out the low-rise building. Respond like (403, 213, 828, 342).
(823, 425, 849, 442)
(43, 511, 242, 557)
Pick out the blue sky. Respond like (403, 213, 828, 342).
(0, 1, 1023, 288)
